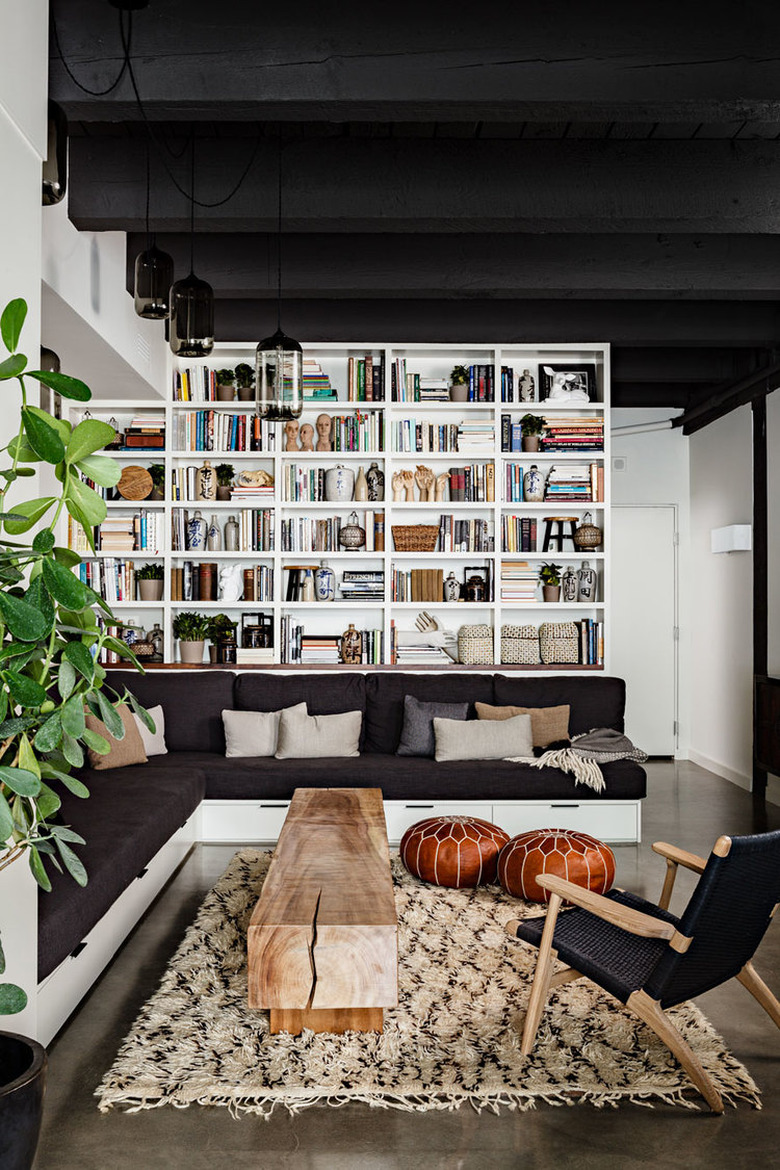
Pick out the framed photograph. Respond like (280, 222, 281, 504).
(540, 363, 598, 404)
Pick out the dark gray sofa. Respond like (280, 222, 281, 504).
(38, 670, 646, 984)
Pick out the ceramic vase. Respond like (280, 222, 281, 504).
(354, 466, 368, 501)
(301, 569, 315, 602)
(562, 566, 578, 603)
(366, 462, 384, 501)
(324, 465, 354, 502)
(577, 561, 597, 602)
(315, 561, 336, 601)
(224, 515, 239, 552)
(149, 623, 164, 661)
(207, 514, 222, 551)
(574, 512, 603, 551)
(341, 623, 362, 664)
(187, 510, 207, 551)
(196, 460, 216, 501)
(523, 464, 545, 503)
(443, 571, 461, 602)
(339, 511, 366, 550)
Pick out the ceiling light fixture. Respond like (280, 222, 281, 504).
(169, 138, 214, 357)
(134, 139, 174, 319)
(255, 137, 303, 422)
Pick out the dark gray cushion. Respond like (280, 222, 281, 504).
(492, 675, 626, 736)
(104, 670, 234, 754)
(396, 695, 468, 757)
(365, 672, 495, 754)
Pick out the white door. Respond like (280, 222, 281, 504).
(611, 505, 677, 755)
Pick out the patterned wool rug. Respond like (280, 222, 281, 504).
(96, 850, 761, 1117)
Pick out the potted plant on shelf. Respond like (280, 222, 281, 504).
(215, 368, 235, 403)
(216, 463, 234, 502)
(148, 463, 166, 502)
(449, 365, 469, 403)
(206, 613, 237, 664)
(172, 611, 210, 664)
(0, 298, 151, 1170)
(135, 563, 164, 602)
(235, 362, 255, 403)
(540, 562, 562, 602)
(520, 412, 546, 452)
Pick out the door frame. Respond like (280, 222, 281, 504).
(612, 503, 680, 754)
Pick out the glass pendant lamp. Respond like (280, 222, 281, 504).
(135, 142, 174, 319)
(42, 101, 68, 206)
(256, 139, 303, 421)
(169, 139, 214, 357)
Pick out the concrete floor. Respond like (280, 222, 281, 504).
(34, 762, 780, 1170)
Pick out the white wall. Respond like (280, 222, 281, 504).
(611, 409, 691, 756)
(0, 0, 48, 1041)
(689, 406, 754, 789)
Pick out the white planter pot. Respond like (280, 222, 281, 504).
(178, 640, 205, 664)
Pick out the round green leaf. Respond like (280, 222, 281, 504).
(27, 370, 91, 403)
(0, 765, 41, 796)
(36, 781, 61, 820)
(81, 728, 110, 755)
(1, 298, 27, 353)
(24, 578, 55, 633)
(34, 712, 62, 754)
(42, 557, 92, 611)
(62, 640, 95, 681)
(65, 476, 107, 528)
(66, 419, 116, 465)
(0, 591, 49, 641)
(75, 454, 121, 488)
(57, 659, 76, 702)
(32, 530, 55, 553)
(0, 354, 27, 381)
(3, 670, 47, 708)
(61, 731, 84, 769)
(61, 696, 85, 738)
(22, 406, 65, 464)
(3, 496, 56, 536)
(0, 983, 28, 1015)
(53, 546, 82, 569)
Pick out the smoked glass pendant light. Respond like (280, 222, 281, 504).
(134, 141, 174, 319)
(169, 139, 214, 357)
(256, 139, 302, 421)
(42, 101, 68, 206)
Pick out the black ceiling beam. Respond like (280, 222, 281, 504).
(70, 138, 780, 234)
(673, 357, 780, 434)
(50, 0, 780, 122)
(125, 231, 780, 300)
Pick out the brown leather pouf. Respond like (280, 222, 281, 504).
(400, 815, 510, 888)
(498, 828, 616, 903)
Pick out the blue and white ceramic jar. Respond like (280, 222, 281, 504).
(315, 560, 336, 602)
(187, 510, 208, 550)
(324, 464, 354, 502)
(523, 464, 545, 503)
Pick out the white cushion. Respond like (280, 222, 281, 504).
(275, 707, 362, 759)
(133, 705, 168, 757)
(433, 713, 533, 762)
(222, 704, 307, 758)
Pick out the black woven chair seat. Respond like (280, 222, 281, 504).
(513, 890, 681, 1004)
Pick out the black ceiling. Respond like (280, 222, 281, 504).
(48, 0, 780, 409)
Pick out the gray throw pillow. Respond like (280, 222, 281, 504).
(223, 703, 307, 758)
(133, 704, 168, 757)
(396, 695, 469, 758)
(433, 712, 534, 762)
(275, 707, 362, 759)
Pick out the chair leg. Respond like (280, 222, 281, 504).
(736, 961, 780, 1029)
(627, 989, 724, 1113)
(520, 892, 563, 1056)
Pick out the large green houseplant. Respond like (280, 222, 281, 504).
(0, 299, 150, 1017)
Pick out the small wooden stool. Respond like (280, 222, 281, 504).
(542, 517, 577, 552)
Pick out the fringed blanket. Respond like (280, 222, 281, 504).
(530, 728, 648, 794)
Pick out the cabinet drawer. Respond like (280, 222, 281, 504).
(492, 801, 640, 843)
(201, 800, 290, 842)
(383, 801, 494, 844)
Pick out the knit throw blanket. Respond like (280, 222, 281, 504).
(529, 728, 648, 794)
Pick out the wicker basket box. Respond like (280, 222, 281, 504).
(539, 621, 579, 665)
(457, 623, 494, 665)
(500, 623, 540, 665)
(391, 524, 439, 552)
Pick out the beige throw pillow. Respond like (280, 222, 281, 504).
(475, 702, 570, 748)
(433, 713, 533, 762)
(84, 703, 147, 770)
(222, 703, 307, 758)
(275, 707, 362, 759)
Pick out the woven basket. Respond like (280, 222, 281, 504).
(539, 621, 579, 665)
(500, 623, 540, 665)
(457, 623, 494, 665)
(391, 524, 439, 552)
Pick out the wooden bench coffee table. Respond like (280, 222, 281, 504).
(247, 787, 398, 1035)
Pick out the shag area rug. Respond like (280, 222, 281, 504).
(96, 850, 761, 1117)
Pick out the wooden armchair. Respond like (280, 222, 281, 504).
(506, 831, 780, 1112)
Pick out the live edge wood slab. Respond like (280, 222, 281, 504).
(247, 788, 398, 1035)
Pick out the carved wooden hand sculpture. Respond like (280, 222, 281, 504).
(434, 471, 450, 501)
(415, 464, 435, 501)
(400, 469, 415, 502)
(392, 470, 406, 502)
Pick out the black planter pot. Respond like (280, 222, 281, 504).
(0, 1032, 47, 1170)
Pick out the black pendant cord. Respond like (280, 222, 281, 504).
(51, 9, 130, 97)
(189, 137, 196, 276)
(277, 136, 283, 332)
(144, 136, 152, 251)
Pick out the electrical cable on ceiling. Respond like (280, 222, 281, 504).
(51, 9, 130, 97)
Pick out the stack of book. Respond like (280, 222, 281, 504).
(544, 464, 596, 502)
(303, 359, 336, 400)
(236, 646, 274, 666)
(503, 462, 525, 502)
(542, 416, 604, 452)
(338, 570, 384, 601)
(242, 565, 274, 603)
(447, 463, 495, 502)
(500, 415, 524, 452)
(172, 367, 217, 401)
(170, 562, 218, 602)
(437, 515, 494, 553)
(417, 377, 449, 401)
(328, 411, 384, 451)
(391, 568, 443, 603)
(347, 354, 383, 402)
(390, 418, 460, 453)
(500, 561, 538, 603)
(300, 635, 341, 664)
(574, 618, 604, 665)
(230, 481, 275, 504)
(457, 421, 495, 454)
(501, 515, 539, 553)
(124, 415, 165, 450)
(279, 510, 378, 553)
(76, 558, 138, 603)
(97, 516, 136, 553)
(500, 366, 515, 403)
(465, 364, 494, 402)
(391, 626, 452, 665)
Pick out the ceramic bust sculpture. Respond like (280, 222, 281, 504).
(316, 413, 333, 452)
(299, 422, 314, 451)
(284, 419, 300, 451)
(196, 460, 216, 501)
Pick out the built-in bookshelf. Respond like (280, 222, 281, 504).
(62, 343, 610, 668)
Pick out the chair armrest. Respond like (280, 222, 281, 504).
(652, 841, 707, 874)
(535, 874, 679, 941)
